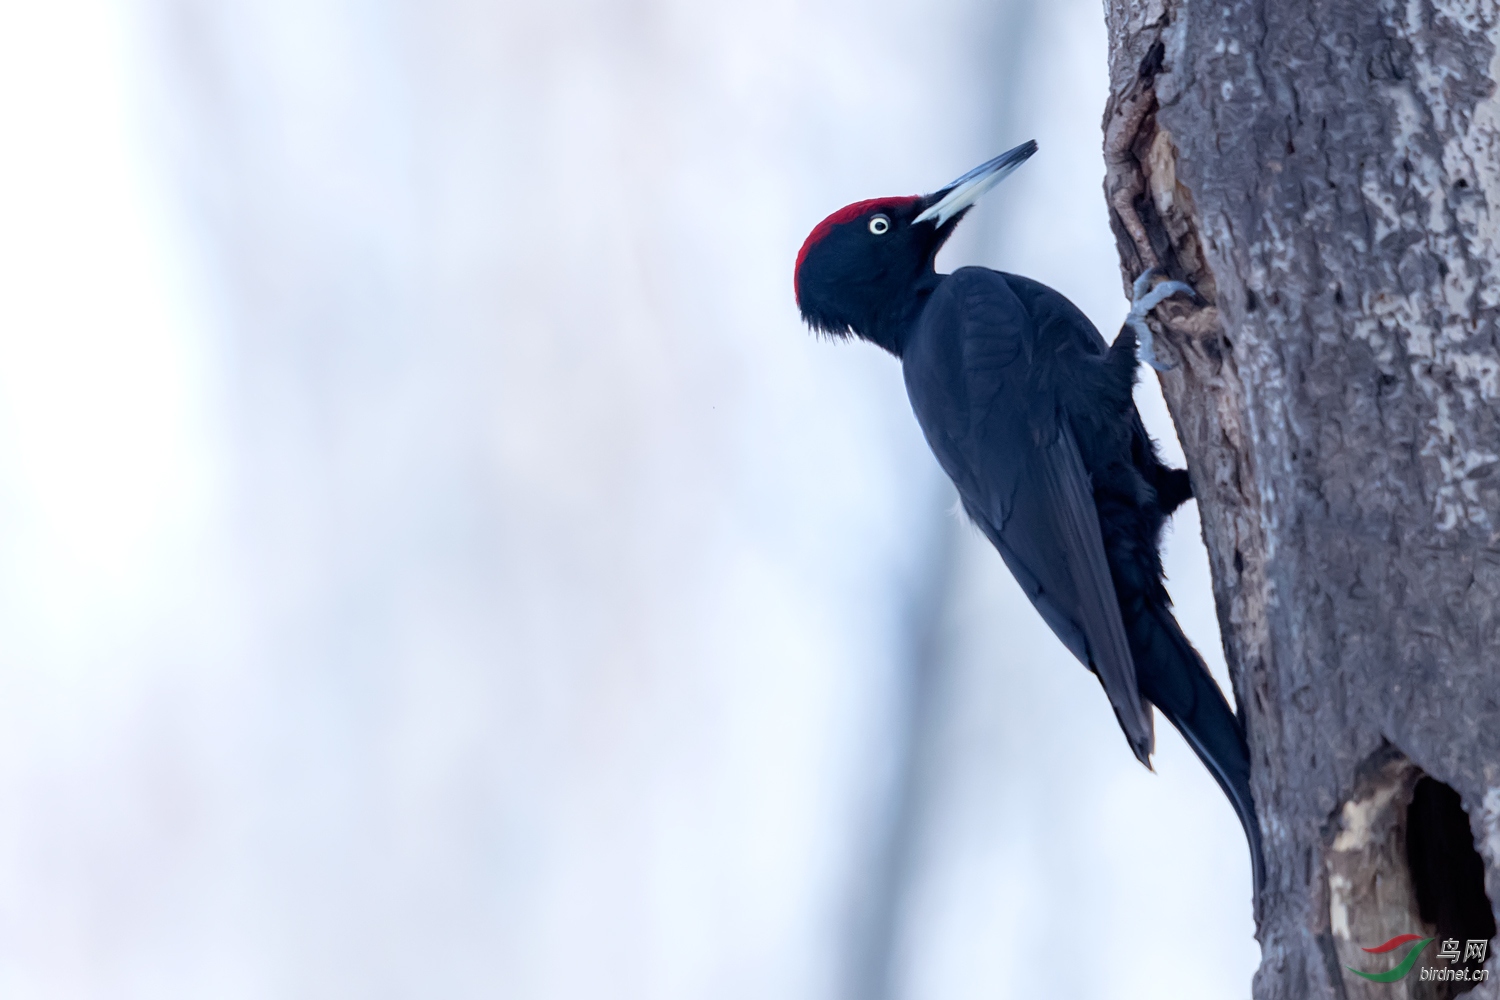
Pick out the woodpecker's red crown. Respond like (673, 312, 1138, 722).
(794, 196, 919, 309)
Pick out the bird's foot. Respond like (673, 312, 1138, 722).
(1127, 268, 1195, 372)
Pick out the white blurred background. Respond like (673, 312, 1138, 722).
(0, 0, 1257, 996)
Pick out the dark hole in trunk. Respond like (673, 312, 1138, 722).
(1406, 777, 1496, 996)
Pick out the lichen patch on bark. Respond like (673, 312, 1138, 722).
(1349, 0, 1500, 533)
(1484, 786, 1500, 877)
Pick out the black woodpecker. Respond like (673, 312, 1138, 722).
(794, 140, 1264, 894)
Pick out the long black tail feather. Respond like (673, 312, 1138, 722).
(1129, 601, 1265, 895)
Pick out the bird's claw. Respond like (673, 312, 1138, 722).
(1132, 279, 1195, 316)
(1127, 269, 1195, 372)
(1131, 266, 1160, 303)
(1126, 315, 1173, 372)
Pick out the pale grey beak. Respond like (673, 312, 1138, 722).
(913, 140, 1038, 226)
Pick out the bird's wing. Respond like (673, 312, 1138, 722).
(1003, 268, 1193, 513)
(906, 268, 1154, 763)
(1029, 422, 1154, 762)
(998, 271, 1111, 354)
(967, 417, 1152, 765)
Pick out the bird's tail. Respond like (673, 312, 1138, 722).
(1128, 600, 1266, 895)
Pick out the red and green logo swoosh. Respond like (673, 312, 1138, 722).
(1346, 935, 1435, 983)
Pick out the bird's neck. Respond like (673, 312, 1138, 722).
(861, 270, 942, 359)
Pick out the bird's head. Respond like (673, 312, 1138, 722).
(794, 140, 1037, 355)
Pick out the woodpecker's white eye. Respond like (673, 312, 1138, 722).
(868, 214, 890, 235)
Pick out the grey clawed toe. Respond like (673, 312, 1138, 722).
(1127, 268, 1195, 372)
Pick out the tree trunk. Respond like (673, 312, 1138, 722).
(1102, 2, 1500, 998)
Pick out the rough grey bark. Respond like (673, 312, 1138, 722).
(1102, 2, 1500, 998)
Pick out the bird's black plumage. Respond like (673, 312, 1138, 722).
(795, 143, 1264, 893)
